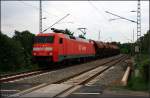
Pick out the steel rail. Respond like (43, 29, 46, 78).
(12, 55, 127, 97)
(54, 55, 127, 97)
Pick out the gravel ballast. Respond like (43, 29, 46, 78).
(89, 58, 128, 86)
(13, 55, 123, 84)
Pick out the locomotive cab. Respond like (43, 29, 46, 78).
(32, 33, 56, 62)
(32, 33, 67, 63)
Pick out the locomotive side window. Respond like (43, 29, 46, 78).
(34, 36, 54, 43)
(59, 38, 63, 44)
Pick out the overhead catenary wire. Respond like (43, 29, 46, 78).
(11, 1, 138, 43)
(88, 1, 108, 20)
(88, 0, 113, 26)
(105, 11, 137, 23)
(88, 1, 137, 42)
(42, 14, 70, 33)
(50, 2, 88, 35)
(88, 0, 116, 41)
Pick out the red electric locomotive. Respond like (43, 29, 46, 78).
(32, 30, 95, 63)
(32, 28, 120, 64)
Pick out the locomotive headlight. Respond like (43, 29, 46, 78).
(33, 52, 36, 55)
(49, 52, 52, 55)
(45, 47, 53, 51)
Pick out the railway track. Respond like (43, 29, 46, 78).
(0, 62, 84, 83)
(0, 69, 40, 78)
(55, 55, 127, 97)
(11, 55, 127, 98)
(0, 55, 122, 83)
(0, 69, 47, 83)
(1, 55, 123, 97)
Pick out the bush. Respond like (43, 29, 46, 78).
(140, 59, 150, 83)
(127, 54, 150, 91)
(128, 76, 148, 91)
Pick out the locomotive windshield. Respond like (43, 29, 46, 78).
(34, 36, 54, 43)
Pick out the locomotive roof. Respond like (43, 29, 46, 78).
(37, 32, 65, 37)
(36, 33, 92, 43)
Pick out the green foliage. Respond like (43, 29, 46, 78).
(116, 30, 149, 55)
(116, 30, 150, 91)
(127, 54, 150, 91)
(117, 43, 133, 54)
(140, 59, 150, 83)
(139, 30, 150, 54)
(127, 76, 148, 91)
(13, 30, 35, 54)
(0, 30, 36, 73)
(0, 32, 25, 72)
(136, 54, 150, 83)
(12, 30, 35, 65)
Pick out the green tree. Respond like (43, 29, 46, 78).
(0, 32, 25, 72)
(12, 30, 35, 65)
(117, 43, 132, 54)
(139, 30, 150, 54)
(13, 30, 35, 54)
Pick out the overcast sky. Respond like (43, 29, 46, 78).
(1, 0, 149, 43)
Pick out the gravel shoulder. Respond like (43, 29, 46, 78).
(69, 56, 149, 97)
(95, 58, 149, 97)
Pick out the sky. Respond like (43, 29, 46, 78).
(1, 0, 149, 43)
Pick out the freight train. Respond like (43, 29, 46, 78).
(32, 28, 120, 63)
